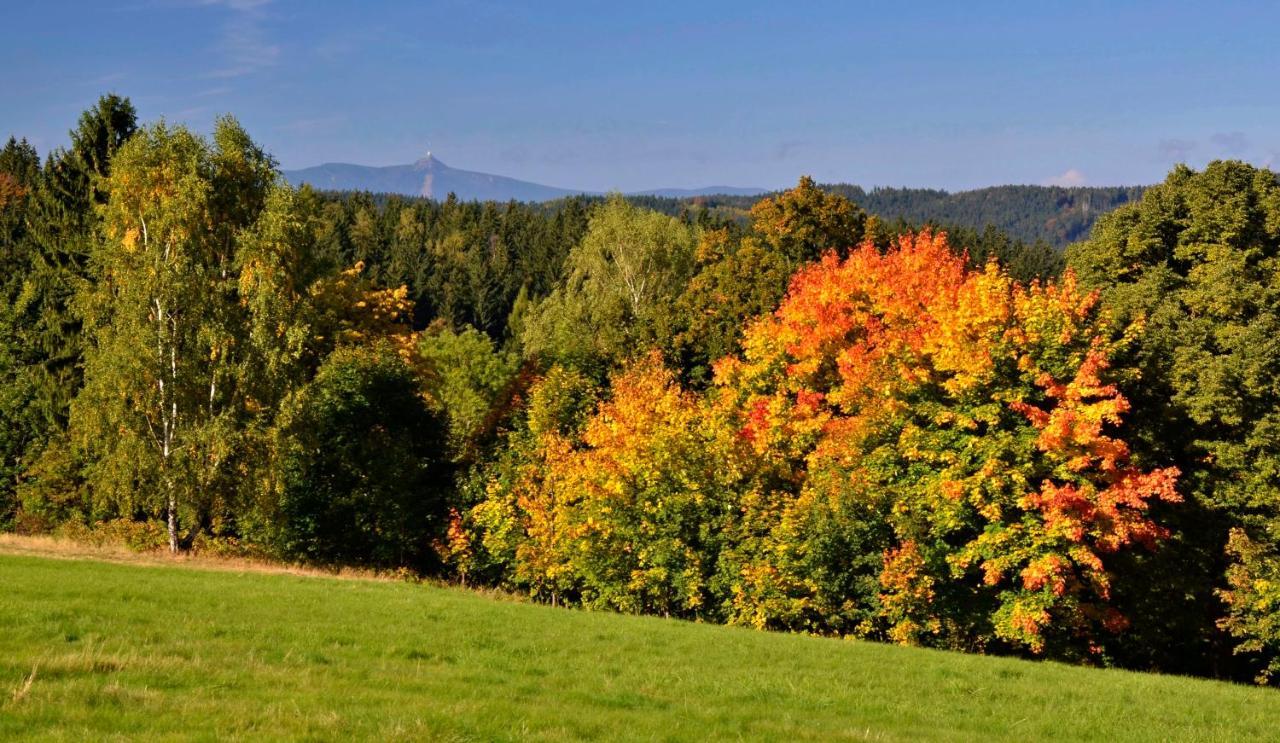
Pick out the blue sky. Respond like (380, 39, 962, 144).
(5, 1, 1279, 191)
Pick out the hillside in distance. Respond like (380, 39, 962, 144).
(838, 183, 1147, 247)
(648, 183, 1146, 248)
(285, 155, 1144, 247)
(283, 155, 766, 202)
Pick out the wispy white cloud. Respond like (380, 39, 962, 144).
(186, 86, 231, 99)
(89, 71, 128, 87)
(202, 0, 279, 79)
(1042, 168, 1087, 187)
(312, 26, 395, 62)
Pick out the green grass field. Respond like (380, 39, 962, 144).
(2, 551, 1277, 741)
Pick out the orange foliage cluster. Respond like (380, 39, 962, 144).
(714, 231, 1178, 653)
(0, 172, 26, 212)
(473, 356, 738, 614)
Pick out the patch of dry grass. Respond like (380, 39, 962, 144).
(0, 533, 401, 583)
(7, 665, 36, 707)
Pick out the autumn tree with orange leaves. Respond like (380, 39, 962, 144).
(469, 357, 744, 615)
(713, 231, 1179, 656)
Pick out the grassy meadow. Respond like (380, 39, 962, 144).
(1, 544, 1277, 741)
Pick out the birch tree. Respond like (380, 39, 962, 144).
(73, 119, 272, 551)
(522, 195, 696, 368)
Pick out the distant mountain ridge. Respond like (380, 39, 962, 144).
(282, 155, 767, 202)
(284, 156, 1144, 247)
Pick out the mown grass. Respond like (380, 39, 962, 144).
(1, 550, 1277, 741)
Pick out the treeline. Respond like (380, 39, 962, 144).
(322, 179, 1138, 250)
(613, 183, 1142, 248)
(2, 96, 1279, 686)
(842, 183, 1145, 246)
(303, 189, 591, 337)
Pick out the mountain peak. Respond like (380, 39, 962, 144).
(413, 152, 445, 169)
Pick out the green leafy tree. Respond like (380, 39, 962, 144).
(418, 324, 519, 460)
(72, 118, 272, 552)
(0, 137, 43, 524)
(23, 95, 137, 429)
(235, 184, 345, 405)
(273, 343, 451, 570)
(1219, 527, 1280, 683)
(523, 195, 697, 370)
(465, 365, 599, 598)
(1066, 160, 1280, 678)
(748, 175, 866, 263)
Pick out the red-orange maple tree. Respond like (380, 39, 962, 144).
(715, 231, 1179, 653)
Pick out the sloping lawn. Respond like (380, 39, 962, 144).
(1, 552, 1276, 741)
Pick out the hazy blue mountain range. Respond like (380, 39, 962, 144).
(282, 155, 766, 201)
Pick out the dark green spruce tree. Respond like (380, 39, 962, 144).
(1067, 161, 1280, 680)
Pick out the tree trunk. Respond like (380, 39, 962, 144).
(167, 492, 178, 553)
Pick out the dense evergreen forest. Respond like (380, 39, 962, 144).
(608, 183, 1143, 248)
(329, 179, 1140, 250)
(3, 96, 1280, 686)
(837, 183, 1145, 246)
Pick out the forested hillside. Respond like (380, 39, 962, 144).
(340, 183, 1142, 249)
(839, 183, 1146, 246)
(3, 95, 1279, 689)
(625, 184, 1145, 248)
